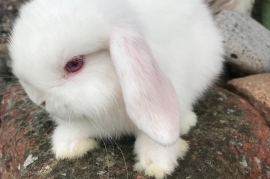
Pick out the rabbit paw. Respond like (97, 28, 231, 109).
(180, 111, 197, 135)
(52, 137, 98, 159)
(134, 163, 169, 179)
(134, 135, 188, 179)
(51, 121, 99, 159)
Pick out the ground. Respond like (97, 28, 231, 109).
(1, 84, 269, 179)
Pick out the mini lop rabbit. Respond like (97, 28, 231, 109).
(9, 0, 224, 178)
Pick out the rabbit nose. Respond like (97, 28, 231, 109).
(40, 101, 46, 107)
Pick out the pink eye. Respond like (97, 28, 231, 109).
(65, 56, 84, 73)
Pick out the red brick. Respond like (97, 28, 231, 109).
(228, 73, 270, 124)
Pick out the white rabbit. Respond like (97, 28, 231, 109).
(9, 0, 224, 178)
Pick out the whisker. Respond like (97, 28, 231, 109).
(89, 121, 110, 179)
(1, 97, 40, 140)
(91, 121, 128, 179)
(6, 106, 37, 140)
(1, 101, 34, 117)
(0, 83, 21, 90)
(0, 86, 24, 95)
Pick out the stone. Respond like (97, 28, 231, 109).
(228, 73, 270, 124)
(215, 10, 270, 74)
(1, 83, 270, 178)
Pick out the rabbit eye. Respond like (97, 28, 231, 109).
(65, 56, 84, 73)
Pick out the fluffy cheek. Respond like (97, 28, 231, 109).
(45, 56, 122, 121)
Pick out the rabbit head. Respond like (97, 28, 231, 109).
(9, 0, 180, 146)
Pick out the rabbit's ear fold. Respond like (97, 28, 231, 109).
(110, 27, 180, 146)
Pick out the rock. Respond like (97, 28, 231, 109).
(215, 10, 270, 74)
(228, 73, 270, 124)
(0, 83, 270, 178)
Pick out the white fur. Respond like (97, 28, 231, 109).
(9, 0, 224, 178)
(134, 135, 188, 179)
(180, 111, 198, 135)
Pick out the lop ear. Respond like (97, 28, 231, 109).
(110, 27, 180, 146)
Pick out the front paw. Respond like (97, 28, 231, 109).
(134, 137, 188, 179)
(52, 137, 98, 159)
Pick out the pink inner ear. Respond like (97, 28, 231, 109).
(110, 28, 180, 146)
